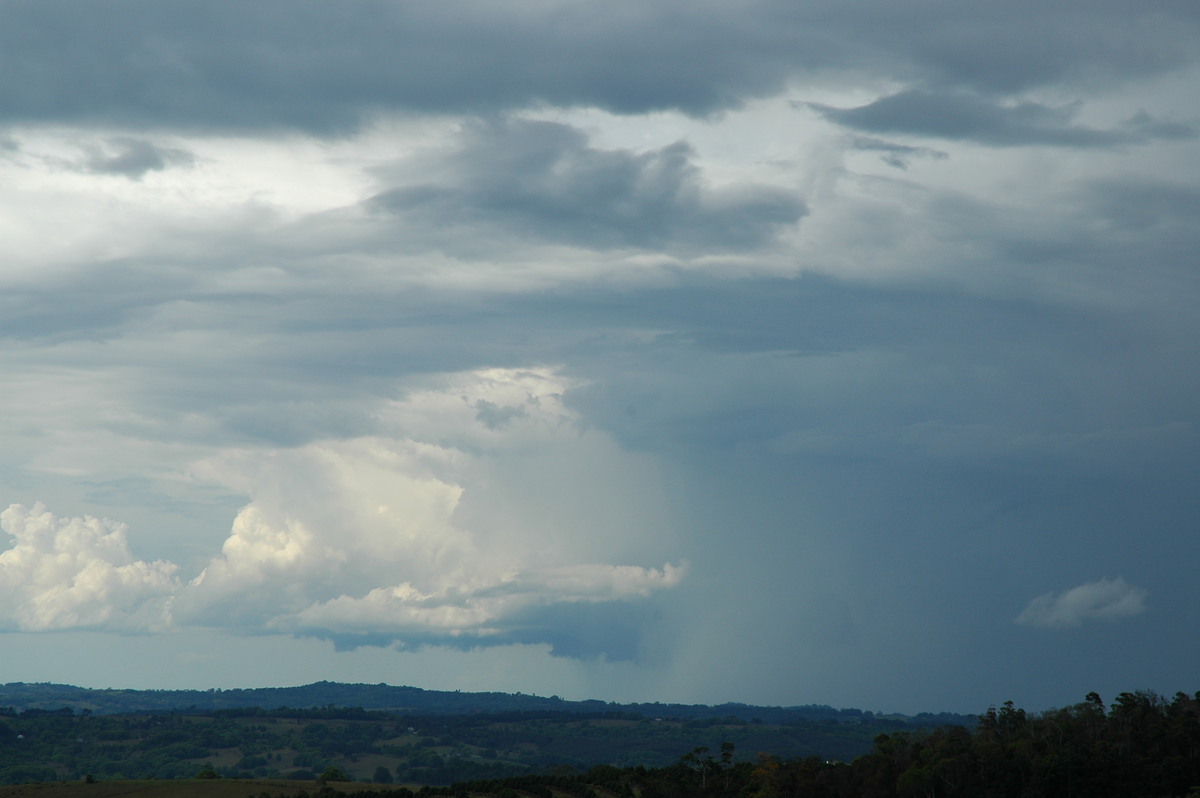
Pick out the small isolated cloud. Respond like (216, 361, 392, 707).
(474, 399, 528, 430)
(0, 503, 178, 632)
(810, 91, 1197, 148)
(843, 135, 949, 169)
(1015, 577, 1147, 629)
(81, 137, 196, 179)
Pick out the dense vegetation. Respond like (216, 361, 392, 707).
(0, 705, 892, 786)
(0, 682, 970, 727)
(429, 689, 1199, 797)
(0, 681, 963, 787)
(2, 688, 1197, 796)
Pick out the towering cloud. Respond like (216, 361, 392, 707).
(0, 369, 683, 661)
(177, 367, 683, 658)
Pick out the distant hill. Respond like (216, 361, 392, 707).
(1, 688, 1194, 795)
(0, 682, 980, 784)
(0, 680, 975, 727)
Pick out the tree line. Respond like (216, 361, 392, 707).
(0, 705, 886, 785)
(2, 689, 1196, 795)
(245, 689, 1200, 798)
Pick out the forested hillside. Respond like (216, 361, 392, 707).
(0, 704, 890, 785)
(0, 680, 980, 787)
(0, 682, 970, 726)
(1, 690, 1197, 797)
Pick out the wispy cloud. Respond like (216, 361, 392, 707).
(1016, 577, 1148, 629)
(842, 135, 949, 169)
(79, 137, 196, 179)
(809, 91, 1197, 148)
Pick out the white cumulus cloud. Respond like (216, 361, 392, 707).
(288, 562, 686, 639)
(1015, 577, 1148, 629)
(175, 435, 478, 628)
(0, 366, 684, 660)
(171, 366, 681, 657)
(0, 503, 178, 632)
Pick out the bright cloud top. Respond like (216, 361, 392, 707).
(1015, 577, 1148, 629)
(0, 503, 178, 632)
(0, 368, 683, 659)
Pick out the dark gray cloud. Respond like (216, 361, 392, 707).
(504, 602, 654, 661)
(0, 261, 199, 343)
(0, 0, 791, 131)
(864, 1, 1200, 95)
(811, 91, 1198, 147)
(843, 135, 949, 169)
(370, 118, 806, 252)
(1, 1, 1197, 133)
(474, 400, 527, 430)
(2, 0, 1198, 711)
(81, 138, 196, 179)
(5, 256, 1198, 710)
(1083, 177, 1200, 234)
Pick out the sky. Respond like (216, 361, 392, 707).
(1, 0, 1198, 716)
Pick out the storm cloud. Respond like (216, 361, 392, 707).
(0, 1, 1196, 132)
(1, 0, 1197, 714)
(369, 118, 806, 253)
